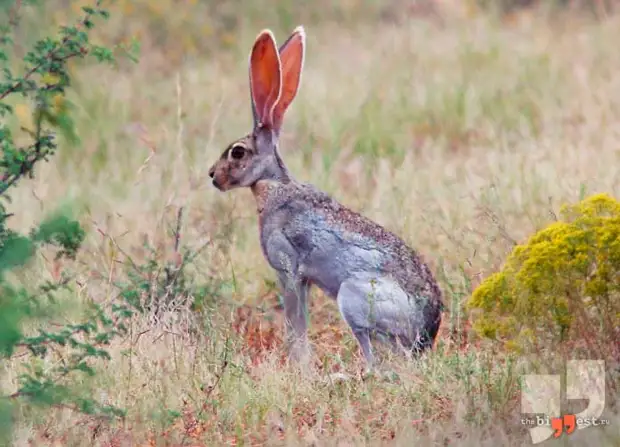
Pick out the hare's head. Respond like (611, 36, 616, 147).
(209, 27, 305, 191)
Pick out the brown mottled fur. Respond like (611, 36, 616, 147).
(253, 178, 443, 307)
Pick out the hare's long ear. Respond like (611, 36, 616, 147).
(272, 26, 305, 133)
(249, 30, 282, 128)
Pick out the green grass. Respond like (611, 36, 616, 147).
(2, 1, 620, 445)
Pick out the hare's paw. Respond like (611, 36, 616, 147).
(362, 367, 400, 383)
(286, 338, 313, 370)
(326, 372, 353, 383)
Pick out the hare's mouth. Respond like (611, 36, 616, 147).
(212, 177, 239, 191)
(211, 179, 224, 191)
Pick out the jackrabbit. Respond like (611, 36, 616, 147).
(208, 26, 443, 369)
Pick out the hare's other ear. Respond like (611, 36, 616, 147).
(249, 30, 282, 128)
(272, 26, 305, 133)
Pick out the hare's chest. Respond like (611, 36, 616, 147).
(257, 212, 272, 260)
(257, 204, 316, 277)
(257, 210, 292, 269)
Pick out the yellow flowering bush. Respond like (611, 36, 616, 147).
(467, 193, 620, 357)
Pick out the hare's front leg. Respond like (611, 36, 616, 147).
(264, 230, 312, 366)
(277, 272, 311, 365)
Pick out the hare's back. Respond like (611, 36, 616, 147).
(272, 183, 439, 302)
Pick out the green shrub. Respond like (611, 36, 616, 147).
(0, 1, 140, 442)
(467, 193, 620, 359)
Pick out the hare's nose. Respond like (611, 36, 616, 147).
(208, 168, 215, 179)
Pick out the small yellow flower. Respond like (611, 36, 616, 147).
(41, 73, 61, 86)
(51, 94, 65, 113)
(15, 103, 33, 128)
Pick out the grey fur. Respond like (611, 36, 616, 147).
(208, 26, 443, 368)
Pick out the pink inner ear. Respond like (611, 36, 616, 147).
(273, 28, 305, 132)
(249, 31, 282, 128)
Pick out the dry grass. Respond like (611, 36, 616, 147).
(2, 1, 620, 445)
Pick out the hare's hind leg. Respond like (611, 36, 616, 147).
(337, 275, 419, 368)
(335, 285, 375, 367)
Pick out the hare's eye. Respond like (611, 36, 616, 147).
(230, 145, 245, 160)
